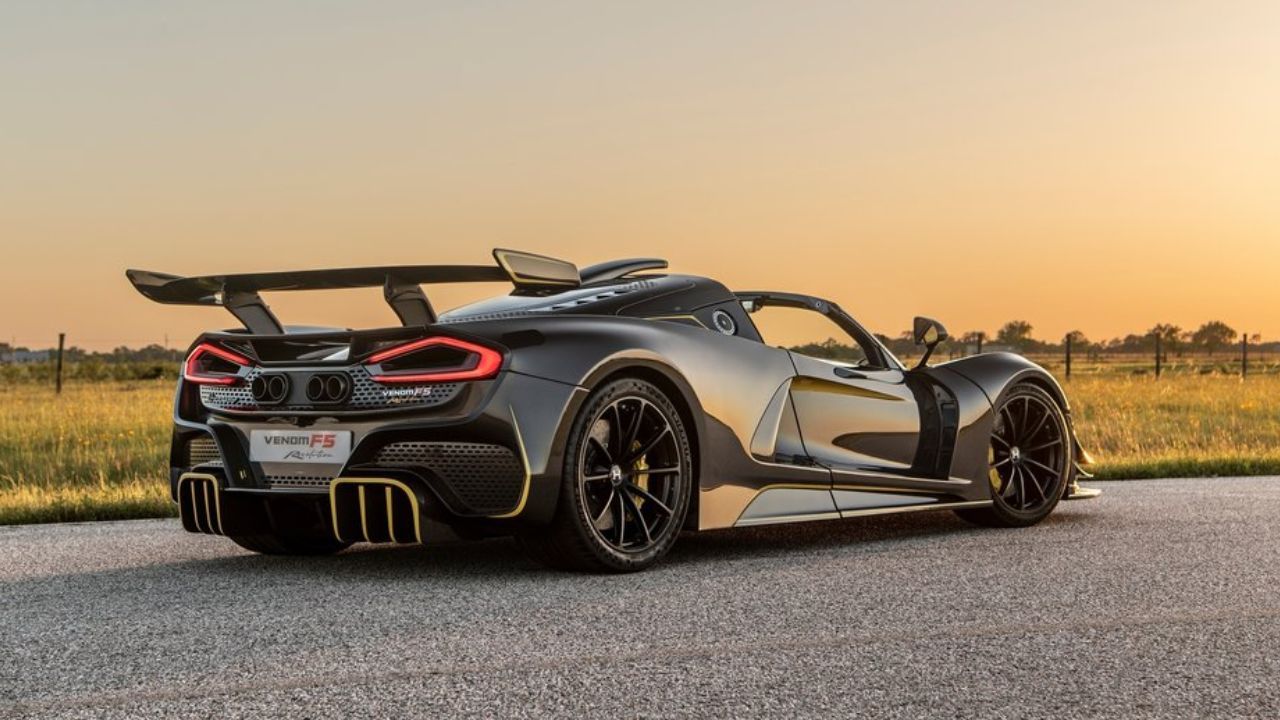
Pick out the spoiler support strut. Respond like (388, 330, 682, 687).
(383, 276, 436, 326)
(223, 289, 284, 335)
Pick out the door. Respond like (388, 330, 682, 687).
(786, 353, 920, 473)
(737, 291, 931, 498)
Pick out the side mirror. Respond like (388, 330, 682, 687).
(912, 316, 948, 369)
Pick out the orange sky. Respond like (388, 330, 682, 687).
(2, 2, 1278, 350)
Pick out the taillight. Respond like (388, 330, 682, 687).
(365, 337, 502, 384)
(184, 343, 252, 385)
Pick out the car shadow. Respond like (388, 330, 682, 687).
(4, 504, 1101, 599)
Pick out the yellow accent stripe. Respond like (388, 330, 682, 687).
(358, 486, 370, 542)
(488, 407, 532, 519)
(202, 482, 214, 534)
(188, 481, 202, 532)
(385, 487, 397, 544)
(176, 472, 224, 536)
(330, 477, 423, 544)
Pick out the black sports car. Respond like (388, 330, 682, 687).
(128, 248, 1098, 572)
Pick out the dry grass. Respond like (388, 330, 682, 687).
(1068, 373, 1280, 479)
(2, 373, 1279, 524)
(0, 381, 174, 524)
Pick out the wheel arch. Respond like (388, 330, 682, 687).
(578, 358, 704, 527)
(939, 352, 1088, 471)
(940, 352, 1069, 412)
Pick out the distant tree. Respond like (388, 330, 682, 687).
(1109, 333, 1153, 353)
(1148, 324, 1182, 358)
(1063, 329, 1088, 346)
(872, 332, 915, 357)
(960, 331, 987, 354)
(996, 321, 1034, 350)
(1191, 321, 1237, 356)
(1062, 330, 1090, 355)
(789, 338, 862, 362)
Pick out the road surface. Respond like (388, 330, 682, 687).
(3, 478, 1279, 719)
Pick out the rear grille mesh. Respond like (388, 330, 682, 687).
(186, 436, 222, 466)
(374, 442, 525, 514)
(198, 366, 462, 413)
(264, 475, 336, 490)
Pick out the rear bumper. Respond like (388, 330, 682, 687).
(170, 371, 585, 540)
(177, 471, 514, 545)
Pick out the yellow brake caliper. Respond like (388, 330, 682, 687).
(988, 444, 1003, 494)
(631, 443, 650, 507)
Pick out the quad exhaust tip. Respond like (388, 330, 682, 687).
(305, 372, 351, 404)
(250, 373, 290, 404)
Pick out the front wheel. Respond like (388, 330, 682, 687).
(518, 377, 693, 573)
(956, 383, 1072, 528)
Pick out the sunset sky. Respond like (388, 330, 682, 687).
(2, 1, 1278, 350)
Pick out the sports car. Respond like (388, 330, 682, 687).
(128, 248, 1098, 572)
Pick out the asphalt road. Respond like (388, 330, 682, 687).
(3, 478, 1279, 719)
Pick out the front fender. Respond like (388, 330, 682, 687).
(937, 352, 1093, 468)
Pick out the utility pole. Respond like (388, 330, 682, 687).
(55, 333, 66, 394)
(1154, 333, 1162, 380)
(1065, 333, 1073, 380)
(1242, 334, 1249, 380)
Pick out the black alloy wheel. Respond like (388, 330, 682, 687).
(957, 383, 1072, 528)
(519, 377, 692, 572)
(579, 394, 684, 554)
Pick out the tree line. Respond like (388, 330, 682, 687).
(959, 320, 1265, 357)
(0, 342, 183, 364)
(792, 320, 1273, 361)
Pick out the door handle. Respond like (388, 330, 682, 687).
(833, 366, 866, 380)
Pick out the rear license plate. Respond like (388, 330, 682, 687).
(249, 430, 352, 464)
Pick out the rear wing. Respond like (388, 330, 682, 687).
(127, 248, 666, 333)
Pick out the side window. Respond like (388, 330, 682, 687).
(746, 305, 874, 366)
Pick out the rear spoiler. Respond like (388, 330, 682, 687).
(127, 248, 666, 334)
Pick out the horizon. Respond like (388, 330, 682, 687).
(3, 1, 1279, 350)
(2, 309, 1268, 355)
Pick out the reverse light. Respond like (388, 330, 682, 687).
(183, 343, 252, 385)
(366, 336, 502, 384)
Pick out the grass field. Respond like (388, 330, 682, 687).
(2, 371, 1279, 525)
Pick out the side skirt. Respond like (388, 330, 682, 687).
(734, 496, 993, 528)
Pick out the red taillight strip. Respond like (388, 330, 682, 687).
(367, 336, 502, 384)
(183, 342, 252, 385)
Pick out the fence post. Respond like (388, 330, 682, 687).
(1065, 334, 1072, 380)
(1242, 334, 1248, 380)
(55, 333, 65, 394)
(1154, 333, 1162, 379)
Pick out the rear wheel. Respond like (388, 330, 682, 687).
(518, 377, 693, 572)
(229, 533, 350, 556)
(956, 383, 1072, 528)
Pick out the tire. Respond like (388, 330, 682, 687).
(956, 383, 1073, 528)
(229, 533, 351, 556)
(518, 377, 694, 573)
